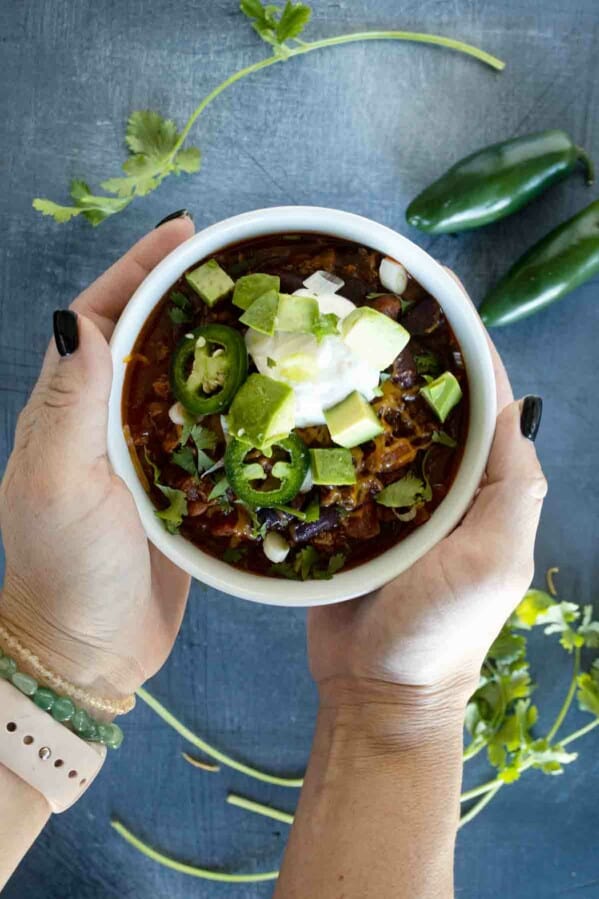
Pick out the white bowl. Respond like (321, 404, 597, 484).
(108, 206, 496, 607)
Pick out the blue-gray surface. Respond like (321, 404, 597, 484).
(1, 1, 598, 897)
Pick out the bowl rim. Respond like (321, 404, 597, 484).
(108, 205, 496, 607)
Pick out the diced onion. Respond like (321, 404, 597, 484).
(299, 468, 313, 494)
(168, 402, 187, 425)
(220, 415, 232, 445)
(263, 531, 290, 563)
(379, 258, 408, 295)
(303, 270, 345, 295)
(395, 507, 418, 522)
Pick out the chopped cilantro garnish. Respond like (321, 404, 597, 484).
(144, 448, 188, 534)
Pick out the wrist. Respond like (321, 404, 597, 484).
(317, 676, 471, 758)
(0, 576, 141, 718)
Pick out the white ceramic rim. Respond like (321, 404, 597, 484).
(108, 206, 496, 607)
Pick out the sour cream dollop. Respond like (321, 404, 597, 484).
(245, 289, 380, 427)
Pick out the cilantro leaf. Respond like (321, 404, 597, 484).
(432, 430, 457, 448)
(414, 351, 441, 377)
(144, 449, 188, 533)
(577, 661, 599, 718)
(208, 475, 230, 501)
(188, 424, 217, 473)
(240, 1, 311, 54)
(311, 312, 339, 342)
(223, 547, 245, 564)
(169, 306, 193, 325)
(33, 112, 200, 225)
(271, 547, 345, 580)
(34, 179, 132, 226)
(276, 2, 312, 42)
(156, 485, 188, 534)
(375, 471, 430, 508)
(171, 446, 198, 476)
(168, 291, 193, 324)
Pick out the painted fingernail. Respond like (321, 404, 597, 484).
(521, 396, 543, 441)
(155, 209, 193, 228)
(53, 310, 79, 357)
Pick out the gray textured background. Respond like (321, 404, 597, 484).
(1, 1, 599, 897)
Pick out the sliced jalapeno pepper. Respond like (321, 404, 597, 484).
(171, 324, 248, 415)
(224, 434, 309, 508)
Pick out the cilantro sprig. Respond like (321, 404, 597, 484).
(34, 3, 504, 225)
(460, 573, 599, 826)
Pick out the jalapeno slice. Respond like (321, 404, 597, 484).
(171, 324, 248, 415)
(224, 434, 309, 508)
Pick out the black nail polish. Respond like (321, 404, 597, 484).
(521, 396, 543, 441)
(53, 310, 79, 357)
(155, 209, 193, 228)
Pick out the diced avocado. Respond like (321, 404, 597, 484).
(310, 448, 356, 486)
(185, 259, 234, 307)
(233, 273, 280, 310)
(419, 371, 463, 423)
(341, 306, 410, 370)
(239, 289, 279, 336)
(227, 374, 295, 449)
(324, 391, 384, 449)
(276, 294, 319, 332)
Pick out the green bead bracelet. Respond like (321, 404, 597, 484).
(0, 647, 124, 750)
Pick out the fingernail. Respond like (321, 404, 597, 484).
(53, 310, 79, 357)
(520, 396, 543, 441)
(155, 209, 193, 228)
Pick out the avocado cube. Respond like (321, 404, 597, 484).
(310, 448, 356, 486)
(227, 374, 295, 449)
(233, 273, 280, 310)
(185, 259, 234, 307)
(341, 306, 410, 370)
(324, 391, 384, 449)
(419, 371, 463, 423)
(276, 294, 319, 332)
(239, 289, 280, 336)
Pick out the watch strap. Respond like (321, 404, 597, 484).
(0, 679, 107, 813)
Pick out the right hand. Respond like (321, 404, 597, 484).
(309, 321, 546, 709)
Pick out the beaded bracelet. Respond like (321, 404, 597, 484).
(0, 621, 135, 717)
(0, 648, 123, 750)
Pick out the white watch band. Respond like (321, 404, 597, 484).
(0, 679, 107, 813)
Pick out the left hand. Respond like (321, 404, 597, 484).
(0, 216, 195, 706)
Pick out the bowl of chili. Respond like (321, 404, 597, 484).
(108, 206, 496, 606)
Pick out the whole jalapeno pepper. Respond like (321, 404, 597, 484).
(224, 434, 309, 508)
(171, 324, 248, 415)
(479, 199, 599, 327)
(406, 130, 595, 234)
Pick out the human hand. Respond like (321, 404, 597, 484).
(0, 215, 195, 707)
(309, 296, 546, 711)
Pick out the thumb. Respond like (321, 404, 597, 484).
(19, 311, 113, 470)
(459, 398, 547, 599)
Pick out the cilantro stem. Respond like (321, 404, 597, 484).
(175, 29, 504, 151)
(546, 646, 581, 743)
(111, 820, 279, 882)
(227, 793, 295, 825)
(137, 687, 303, 788)
(561, 718, 599, 748)
(460, 778, 501, 803)
(458, 783, 503, 828)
